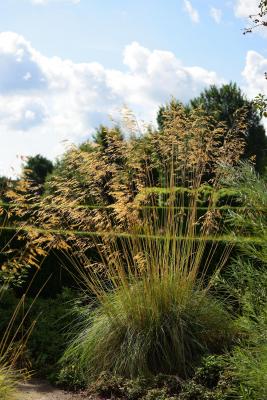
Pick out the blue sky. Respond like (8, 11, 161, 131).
(0, 0, 265, 81)
(0, 0, 266, 176)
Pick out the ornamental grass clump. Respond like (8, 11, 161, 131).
(6, 104, 248, 384)
(59, 106, 249, 384)
(65, 278, 233, 381)
(62, 169, 237, 383)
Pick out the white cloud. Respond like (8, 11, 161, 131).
(0, 32, 222, 177)
(241, 50, 267, 134)
(183, 0, 200, 23)
(242, 50, 267, 97)
(210, 7, 222, 24)
(234, 0, 258, 18)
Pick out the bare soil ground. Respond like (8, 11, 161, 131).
(17, 379, 85, 400)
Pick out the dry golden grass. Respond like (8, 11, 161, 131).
(3, 104, 248, 277)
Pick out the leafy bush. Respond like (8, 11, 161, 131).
(193, 355, 224, 389)
(219, 257, 267, 317)
(57, 363, 86, 390)
(143, 388, 174, 400)
(0, 287, 83, 382)
(26, 287, 82, 380)
(217, 264, 267, 399)
(216, 252, 267, 397)
(213, 164, 267, 398)
(220, 162, 267, 265)
(82, 357, 229, 400)
(179, 381, 223, 400)
(225, 308, 267, 400)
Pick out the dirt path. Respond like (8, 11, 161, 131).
(17, 379, 85, 400)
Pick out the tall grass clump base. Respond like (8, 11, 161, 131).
(66, 279, 233, 381)
(0, 364, 18, 400)
(62, 177, 237, 383)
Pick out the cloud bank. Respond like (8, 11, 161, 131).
(242, 50, 267, 97)
(0, 32, 223, 176)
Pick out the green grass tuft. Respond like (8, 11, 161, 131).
(63, 276, 235, 382)
(0, 364, 18, 400)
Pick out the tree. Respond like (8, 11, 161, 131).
(23, 154, 54, 185)
(0, 176, 9, 197)
(157, 99, 183, 131)
(93, 125, 123, 151)
(158, 84, 267, 174)
(189, 83, 267, 173)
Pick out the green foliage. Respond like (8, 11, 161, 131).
(93, 125, 124, 151)
(224, 309, 267, 400)
(82, 356, 228, 400)
(23, 154, 53, 185)
(190, 83, 247, 125)
(178, 382, 219, 400)
(215, 170, 267, 400)
(86, 372, 157, 399)
(253, 93, 267, 118)
(0, 287, 17, 328)
(27, 288, 82, 380)
(192, 83, 267, 173)
(220, 162, 267, 264)
(157, 99, 183, 131)
(219, 260, 267, 399)
(0, 365, 18, 400)
(57, 363, 86, 390)
(0, 176, 9, 197)
(143, 388, 173, 400)
(193, 356, 224, 390)
(158, 83, 267, 174)
(0, 288, 83, 382)
(219, 257, 267, 316)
